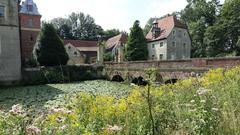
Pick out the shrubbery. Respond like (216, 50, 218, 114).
(1, 67, 240, 134)
(22, 65, 105, 85)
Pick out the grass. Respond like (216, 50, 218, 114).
(0, 80, 132, 111)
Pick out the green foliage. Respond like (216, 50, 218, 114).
(180, 0, 220, 58)
(125, 20, 148, 61)
(103, 29, 121, 40)
(51, 12, 104, 41)
(33, 23, 69, 66)
(104, 51, 114, 61)
(22, 65, 105, 85)
(204, 0, 240, 56)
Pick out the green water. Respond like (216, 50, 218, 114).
(0, 80, 133, 111)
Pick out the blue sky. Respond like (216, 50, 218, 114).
(33, 0, 224, 32)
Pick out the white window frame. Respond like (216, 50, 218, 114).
(159, 53, 164, 60)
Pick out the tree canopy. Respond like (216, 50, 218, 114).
(33, 23, 69, 66)
(125, 20, 148, 61)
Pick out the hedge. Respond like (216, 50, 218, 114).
(21, 65, 105, 85)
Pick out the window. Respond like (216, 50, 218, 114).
(152, 44, 155, 48)
(0, 5, 5, 17)
(28, 19, 33, 27)
(152, 55, 155, 60)
(160, 42, 163, 47)
(172, 41, 176, 48)
(74, 52, 77, 55)
(159, 54, 164, 60)
(183, 43, 187, 49)
(178, 30, 182, 37)
(68, 46, 71, 49)
(30, 34, 33, 41)
(172, 30, 176, 36)
(27, 5, 33, 12)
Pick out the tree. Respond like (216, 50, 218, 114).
(103, 29, 120, 40)
(180, 0, 220, 57)
(125, 20, 148, 61)
(204, 0, 240, 56)
(50, 12, 104, 41)
(33, 23, 69, 66)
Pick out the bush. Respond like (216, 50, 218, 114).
(22, 65, 105, 85)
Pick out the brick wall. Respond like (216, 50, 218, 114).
(105, 57, 240, 69)
(19, 13, 41, 61)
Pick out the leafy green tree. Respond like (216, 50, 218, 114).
(103, 29, 120, 40)
(50, 12, 104, 41)
(125, 20, 148, 61)
(204, 0, 240, 56)
(180, 0, 220, 57)
(33, 23, 69, 66)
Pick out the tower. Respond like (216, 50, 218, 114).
(19, 0, 41, 62)
(0, 0, 21, 83)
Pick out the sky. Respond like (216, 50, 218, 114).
(32, 0, 224, 32)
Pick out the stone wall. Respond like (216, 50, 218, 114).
(0, 0, 21, 84)
(104, 57, 240, 82)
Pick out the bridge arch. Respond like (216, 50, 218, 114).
(131, 76, 148, 86)
(112, 75, 124, 82)
(165, 79, 178, 84)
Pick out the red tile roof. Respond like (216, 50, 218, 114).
(106, 33, 128, 49)
(64, 40, 98, 48)
(146, 15, 187, 42)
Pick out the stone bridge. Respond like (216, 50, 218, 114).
(104, 57, 240, 83)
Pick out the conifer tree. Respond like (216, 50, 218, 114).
(33, 23, 69, 66)
(125, 20, 148, 61)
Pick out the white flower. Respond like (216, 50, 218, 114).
(60, 125, 67, 130)
(9, 104, 23, 115)
(52, 108, 72, 114)
(197, 88, 209, 96)
(26, 125, 41, 134)
(107, 124, 123, 132)
(190, 100, 195, 103)
(212, 108, 219, 111)
(200, 100, 206, 103)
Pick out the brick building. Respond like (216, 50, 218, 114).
(19, 0, 41, 62)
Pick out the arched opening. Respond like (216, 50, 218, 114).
(112, 75, 124, 82)
(165, 79, 178, 84)
(132, 76, 148, 86)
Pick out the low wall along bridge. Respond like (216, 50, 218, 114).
(104, 57, 240, 84)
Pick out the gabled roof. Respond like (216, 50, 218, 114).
(20, 0, 41, 16)
(64, 40, 98, 48)
(146, 15, 187, 42)
(106, 33, 128, 50)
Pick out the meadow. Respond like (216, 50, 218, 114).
(0, 67, 240, 135)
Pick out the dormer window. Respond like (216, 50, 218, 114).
(27, 5, 33, 12)
(0, 5, 5, 18)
